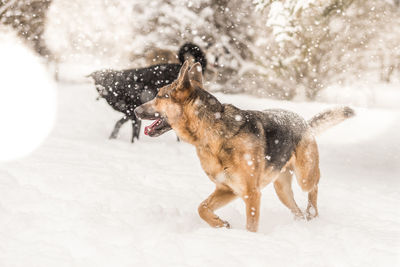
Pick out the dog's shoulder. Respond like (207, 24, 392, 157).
(218, 104, 264, 138)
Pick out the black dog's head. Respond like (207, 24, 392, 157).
(88, 70, 110, 100)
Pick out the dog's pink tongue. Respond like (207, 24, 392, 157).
(144, 119, 160, 135)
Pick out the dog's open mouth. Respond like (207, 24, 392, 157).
(144, 117, 172, 137)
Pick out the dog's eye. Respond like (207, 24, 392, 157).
(157, 93, 169, 99)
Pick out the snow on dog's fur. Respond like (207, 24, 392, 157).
(135, 61, 355, 232)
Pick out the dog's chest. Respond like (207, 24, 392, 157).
(196, 146, 244, 194)
(196, 146, 222, 177)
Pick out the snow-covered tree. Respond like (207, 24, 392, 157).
(43, 0, 400, 98)
(255, 0, 400, 99)
(45, 0, 273, 92)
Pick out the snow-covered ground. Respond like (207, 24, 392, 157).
(0, 80, 399, 266)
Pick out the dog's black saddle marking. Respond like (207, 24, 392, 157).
(259, 109, 308, 169)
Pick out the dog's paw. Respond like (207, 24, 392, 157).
(294, 214, 306, 221)
(109, 134, 118, 139)
(306, 213, 319, 221)
(305, 206, 318, 221)
(222, 220, 231, 229)
(215, 220, 231, 229)
(293, 211, 305, 221)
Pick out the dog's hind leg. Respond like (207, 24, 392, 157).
(293, 134, 321, 220)
(274, 170, 304, 219)
(198, 186, 237, 229)
(109, 116, 129, 139)
(306, 186, 319, 220)
(131, 116, 141, 143)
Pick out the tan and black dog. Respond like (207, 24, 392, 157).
(134, 61, 355, 232)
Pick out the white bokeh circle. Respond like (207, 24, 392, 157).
(0, 32, 56, 161)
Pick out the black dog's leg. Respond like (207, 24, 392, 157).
(176, 136, 180, 142)
(109, 116, 129, 139)
(131, 116, 141, 143)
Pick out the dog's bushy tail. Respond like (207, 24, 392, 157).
(308, 106, 355, 135)
(178, 43, 207, 73)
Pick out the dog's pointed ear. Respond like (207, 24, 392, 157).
(177, 60, 190, 89)
(189, 62, 203, 85)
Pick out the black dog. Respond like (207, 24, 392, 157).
(88, 43, 207, 142)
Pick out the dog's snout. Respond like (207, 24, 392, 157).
(134, 101, 158, 120)
(134, 106, 144, 118)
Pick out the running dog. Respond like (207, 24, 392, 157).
(134, 61, 355, 232)
(88, 43, 207, 143)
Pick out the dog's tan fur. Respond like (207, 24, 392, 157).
(136, 61, 354, 232)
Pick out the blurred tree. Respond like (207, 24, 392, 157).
(0, 0, 52, 57)
(255, 0, 400, 99)
(45, 0, 274, 93)
(119, 0, 270, 91)
(43, 0, 400, 97)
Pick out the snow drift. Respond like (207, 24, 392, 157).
(0, 80, 398, 266)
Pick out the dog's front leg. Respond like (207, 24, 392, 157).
(243, 188, 261, 232)
(131, 117, 141, 143)
(110, 116, 129, 139)
(198, 186, 237, 228)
